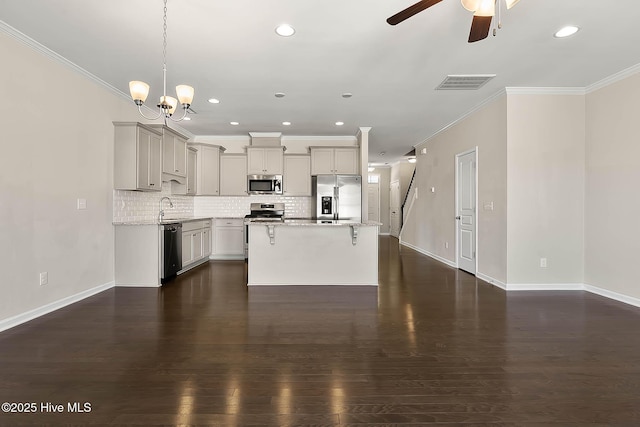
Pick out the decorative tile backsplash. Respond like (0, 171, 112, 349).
(113, 182, 194, 222)
(194, 195, 312, 218)
(113, 183, 312, 221)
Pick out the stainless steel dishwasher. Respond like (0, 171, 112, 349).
(161, 222, 182, 282)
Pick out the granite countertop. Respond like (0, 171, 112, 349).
(113, 217, 213, 226)
(246, 218, 381, 226)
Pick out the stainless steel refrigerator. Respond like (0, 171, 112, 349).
(312, 175, 362, 221)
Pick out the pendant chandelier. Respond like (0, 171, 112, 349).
(128, 0, 194, 123)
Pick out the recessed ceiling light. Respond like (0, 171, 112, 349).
(275, 92, 286, 98)
(275, 24, 295, 37)
(183, 117, 191, 121)
(335, 121, 344, 126)
(341, 93, 353, 98)
(208, 98, 220, 104)
(282, 121, 291, 126)
(554, 26, 580, 38)
(230, 121, 239, 126)
(408, 158, 416, 163)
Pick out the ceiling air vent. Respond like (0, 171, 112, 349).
(436, 74, 496, 90)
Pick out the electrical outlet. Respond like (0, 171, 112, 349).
(40, 272, 48, 286)
(540, 258, 547, 268)
(445, 242, 449, 249)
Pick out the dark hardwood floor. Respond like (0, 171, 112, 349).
(2, 236, 640, 426)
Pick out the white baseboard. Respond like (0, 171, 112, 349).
(247, 283, 378, 286)
(210, 254, 245, 261)
(585, 284, 640, 308)
(506, 283, 585, 291)
(476, 272, 507, 290)
(0, 281, 115, 333)
(399, 240, 457, 268)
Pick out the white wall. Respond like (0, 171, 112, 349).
(404, 96, 508, 283)
(376, 168, 391, 234)
(506, 94, 585, 285)
(0, 31, 145, 325)
(585, 72, 640, 299)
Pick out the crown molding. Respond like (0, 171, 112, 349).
(282, 135, 358, 142)
(415, 88, 507, 149)
(505, 87, 586, 95)
(192, 135, 250, 143)
(586, 62, 640, 94)
(0, 19, 131, 103)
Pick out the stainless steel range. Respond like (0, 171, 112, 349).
(244, 203, 285, 259)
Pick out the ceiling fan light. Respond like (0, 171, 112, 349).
(505, 0, 520, 9)
(176, 85, 194, 106)
(129, 81, 149, 104)
(461, 0, 480, 12)
(473, 0, 495, 16)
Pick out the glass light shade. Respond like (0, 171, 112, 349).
(129, 81, 150, 103)
(160, 96, 178, 115)
(474, 0, 495, 16)
(461, 0, 480, 12)
(505, 0, 520, 9)
(176, 85, 194, 105)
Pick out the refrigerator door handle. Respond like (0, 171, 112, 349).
(333, 186, 339, 220)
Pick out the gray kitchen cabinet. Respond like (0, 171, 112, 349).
(310, 146, 359, 175)
(170, 147, 197, 196)
(213, 218, 244, 259)
(114, 122, 162, 191)
(247, 147, 284, 175)
(190, 143, 225, 196)
(220, 154, 248, 196)
(149, 124, 188, 180)
(283, 155, 311, 196)
(186, 147, 197, 195)
(181, 219, 212, 268)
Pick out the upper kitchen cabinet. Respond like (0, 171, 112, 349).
(247, 147, 284, 175)
(171, 147, 197, 196)
(114, 122, 162, 191)
(283, 155, 311, 196)
(310, 147, 359, 175)
(149, 125, 188, 181)
(186, 148, 197, 196)
(220, 154, 248, 196)
(189, 143, 225, 196)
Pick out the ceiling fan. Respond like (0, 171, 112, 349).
(387, 0, 521, 43)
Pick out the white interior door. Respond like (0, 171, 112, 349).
(368, 182, 380, 225)
(390, 180, 401, 237)
(456, 150, 477, 275)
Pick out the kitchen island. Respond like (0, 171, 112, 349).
(247, 220, 380, 286)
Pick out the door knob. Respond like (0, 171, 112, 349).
(455, 216, 461, 220)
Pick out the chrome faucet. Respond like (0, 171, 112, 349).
(158, 196, 173, 222)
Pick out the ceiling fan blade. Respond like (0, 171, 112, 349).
(468, 15, 492, 42)
(387, 0, 443, 26)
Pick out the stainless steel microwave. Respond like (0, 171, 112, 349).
(247, 175, 283, 195)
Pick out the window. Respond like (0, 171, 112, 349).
(368, 174, 379, 184)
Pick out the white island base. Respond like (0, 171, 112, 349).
(247, 221, 379, 286)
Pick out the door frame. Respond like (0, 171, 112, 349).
(454, 147, 478, 274)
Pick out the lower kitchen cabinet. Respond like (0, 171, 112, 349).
(212, 218, 244, 260)
(181, 219, 212, 269)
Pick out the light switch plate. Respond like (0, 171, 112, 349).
(77, 198, 87, 210)
(40, 272, 48, 286)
